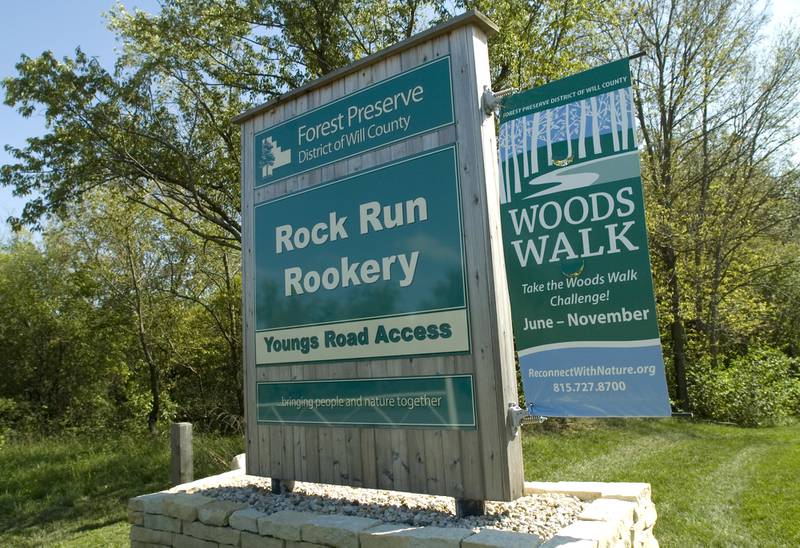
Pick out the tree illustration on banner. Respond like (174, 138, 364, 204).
(261, 138, 275, 171)
(498, 86, 637, 205)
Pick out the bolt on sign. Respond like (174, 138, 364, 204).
(235, 11, 524, 502)
(497, 59, 671, 417)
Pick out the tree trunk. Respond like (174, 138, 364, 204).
(618, 88, 629, 150)
(501, 125, 510, 203)
(590, 96, 601, 154)
(522, 116, 529, 177)
(511, 118, 521, 194)
(124, 236, 160, 434)
(546, 109, 554, 165)
(609, 92, 620, 152)
(578, 100, 587, 158)
(663, 245, 689, 411)
(708, 245, 724, 368)
(146, 358, 160, 434)
(693, 70, 712, 328)
(565, 104, 572, 159)
(531, 112, 540, 173)
(222, 252, 244, 417)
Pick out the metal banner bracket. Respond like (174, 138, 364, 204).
(507, 402, 528, 438)
(526, 402, 548, 425)
(482, 86, 517, 115)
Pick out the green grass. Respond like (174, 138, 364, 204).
(522, 419, 800, 547)
(0, 431, 243, 547)
(1, 420, 797, 546)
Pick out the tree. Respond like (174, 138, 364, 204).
(0, 232, 134, 431)
(461, 0, 614, 90)
(602, 0, 800, 409)
(1, 1, 446, 246)
(2, 0, 612, 250)
(8, 1, 600, 433)
(66, 195, 187, 432)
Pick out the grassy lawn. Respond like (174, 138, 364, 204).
(0, 432, 243, 547)
(0, 420, 797, 546)
(523, 419, 800, 547)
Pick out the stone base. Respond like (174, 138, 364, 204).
(129, 472, 659, 548)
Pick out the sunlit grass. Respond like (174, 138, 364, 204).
(1, 420, 797, 546)
(522, 419, 800, 546)
(0, 431, 243, 547)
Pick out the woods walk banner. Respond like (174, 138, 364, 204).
(498, 59, 671, 417)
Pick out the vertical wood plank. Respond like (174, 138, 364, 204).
(367, 52, 398, 492)
(447, 26, 490, 501)
(424, 429, 446, 495)
(241, 115, 260, 477)
(470, 28, 525, 498)
(300, 85, 323, 485)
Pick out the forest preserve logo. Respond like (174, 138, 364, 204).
(260, 136, 291, 178)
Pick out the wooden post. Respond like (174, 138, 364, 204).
(235, 10, 524, 502)
(271, 478, 295, 494)
(455, 498, 486, 517)
(170, 422, 193, 485)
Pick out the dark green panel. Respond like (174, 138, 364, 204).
(256, 375, 476, 428)
(254, 146, 466, 331)
(254, 56, 454, 186)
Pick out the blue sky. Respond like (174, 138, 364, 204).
(1, 1, 798, 240)
(0, 0, 158, 238)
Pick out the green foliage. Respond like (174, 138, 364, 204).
(0, 235, 132, 433)
(0, 0, 450, 248)
(0, 188, 244, 434)
(0, 431, 244, 547)
(463, 0, 613, 89)
(1, 0, 800, 432)
(689, 347, 800, 426)
(622, 0, 800, 411)
(0, 0, 611, 435)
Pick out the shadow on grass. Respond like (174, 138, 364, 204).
(0, 431, 243, 544)
(0, 433, 168, 541)
(70, 516, 124, 533)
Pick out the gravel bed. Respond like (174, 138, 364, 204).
(190, 477, 582, 540)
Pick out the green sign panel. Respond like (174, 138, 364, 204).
(257, 375, 476, 428)
(498, 59, 670, 417)
(254, 146, 469, 365)
(254, 56, 454, 187)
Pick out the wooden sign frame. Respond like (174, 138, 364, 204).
(235, 11, 523, 502)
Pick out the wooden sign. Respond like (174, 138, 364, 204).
(235, 11, 523, 503)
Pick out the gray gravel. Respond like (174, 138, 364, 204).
(190, 477, 582, 540)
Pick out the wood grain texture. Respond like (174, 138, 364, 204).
(239, 18, 522, 501)
(170, 422, 193, 485)
(241, 113, 261, 477)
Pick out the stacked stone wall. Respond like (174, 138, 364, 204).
(129, 475, 659, 548)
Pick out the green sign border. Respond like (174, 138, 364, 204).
(253, 143, 472, 342)
(253, 56, 455, 188)
(256, 374, 477, 429)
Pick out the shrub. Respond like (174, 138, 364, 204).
(690, 347, 800, 426)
